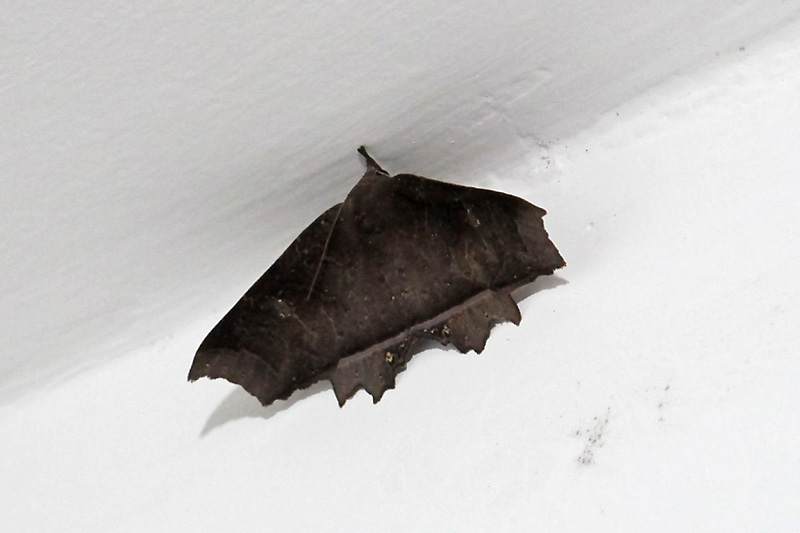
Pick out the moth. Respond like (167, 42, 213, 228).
(189, 147, 565, 407)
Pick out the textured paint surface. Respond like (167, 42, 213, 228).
(2, 7, 800, 533)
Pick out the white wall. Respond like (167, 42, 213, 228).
(2, 1, 798, 403)
(2, 16, 800, 530)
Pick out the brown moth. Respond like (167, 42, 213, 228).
(189, 147, 565, 407)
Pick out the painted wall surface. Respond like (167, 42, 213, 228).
(2, 1, 799, 402)
(2, 17, 799, 530)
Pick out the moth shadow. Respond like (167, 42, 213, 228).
(200, 380, 331, 437)
(513, 274, 568, 303)
(200, 273, 567, 436)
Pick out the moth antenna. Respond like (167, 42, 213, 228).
(357, 146, 389, 176)
(306, 201, 344, 301)
(308, 147, 388, 301)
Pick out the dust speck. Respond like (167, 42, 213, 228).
(576, 408, 611, 465)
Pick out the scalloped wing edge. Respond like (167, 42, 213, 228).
(326, 290, 523, 406)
